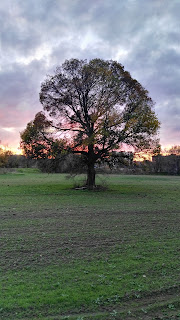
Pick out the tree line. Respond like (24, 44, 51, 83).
(1, 148, 180, 175)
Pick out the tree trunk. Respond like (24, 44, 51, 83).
(86, 162, 96, 189)
(86, 140, 96, 189)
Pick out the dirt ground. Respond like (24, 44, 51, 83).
(1, 206, 180, 319)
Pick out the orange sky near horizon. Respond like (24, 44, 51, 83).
(0, 144, 22, 155)
(1, 143, 177, 162)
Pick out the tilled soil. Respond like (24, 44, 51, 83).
(1, 205, 180, 319)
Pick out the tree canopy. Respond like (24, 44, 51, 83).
(0, 148, 12, 167)
(21, 58, 160, 188)
(20, 112, 66, 159)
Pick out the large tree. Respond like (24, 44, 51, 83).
(21, 59, 160, 188)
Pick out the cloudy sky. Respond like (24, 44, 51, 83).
(0, 0, 180, 152)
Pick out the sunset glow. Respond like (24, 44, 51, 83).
(10, 147, 23, 155)
(0, 144, 22, 155)
(0, 1, 179, 152)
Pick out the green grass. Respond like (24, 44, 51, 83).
(0, 171, 180, 319)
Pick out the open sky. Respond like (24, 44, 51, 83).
(0, 0, 180, 153)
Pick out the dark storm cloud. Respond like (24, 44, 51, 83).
(0, 0, 179, 149)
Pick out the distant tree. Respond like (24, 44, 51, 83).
(167, 145, 180, 155)
(134, 143, 161, 161)
(21, 59, 160, 189)
(6, 155, 37, 168)
(0, 148, 12, 167)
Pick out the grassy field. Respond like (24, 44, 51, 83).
(0, 169, 180, 320)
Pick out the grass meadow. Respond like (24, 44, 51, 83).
(0, 169, 180, 319)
